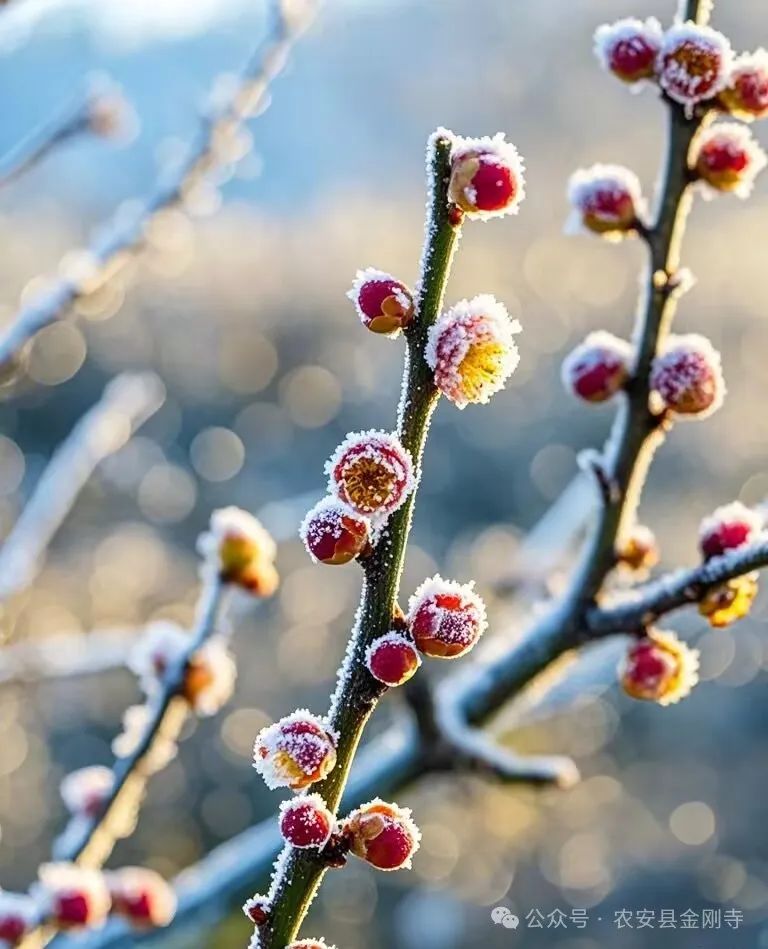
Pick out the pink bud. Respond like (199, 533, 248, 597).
(620, 630, 699, 706)
(253, 711, 338, 791)
(721, 49, 768, 120)
(347, 269, 414, 336)
(594, 18, 662, 84)
(407, 575, 487, 659)
(300, 497, 370, 566)
(562, 331, 632, 403)
(279, 795, 335, 849)
(650, 333, 725, 418)
(365, 632, 421, 686)
(448, 134, 525, 219)
(657, 22, 733, 111)
(326, 430, 414, 522)
(567, 165, 645, 239)
(108, 868, 176, 929)
(699, 501, 763, 560)
(693, 123, 766, 198)
(344, 799, 421, 871)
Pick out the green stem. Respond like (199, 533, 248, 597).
(259, 134, 461, 948)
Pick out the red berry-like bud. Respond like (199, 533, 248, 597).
(300, 497, 370, 566)
(344, 800, 420, 871)
(407, 575, 487, 659)
(242, 895, 270, 925)
(0, 895, 36, 947)
(60, 766, 114, 819)
(447, 133, 525, 219)
(279, 795, 335, 849)
(35, 864, 111, 932)
(253, 711, 338, 791)
(692, 123, 766, 198)
(326, 431, 414, 523)
(365, 632, 421, 686)
(620, 630, 699, 706)
(616, 524, 659, 572)
(426, 295, 521, 409)
(567, 165, 645, 239)
(562, 331, 632, 403)
(720, 50, 768, 120)
(650, 333, 725, 418)
(657, 22, 733, 111)
(107, 868, 176, 929)
(347, 268, 414, 336)
(699, 501, 763, 560)
(594, 18, 662, 84)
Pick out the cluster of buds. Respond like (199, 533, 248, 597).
(0, 864, 176, 945)
(620, 629, 700, 706)
(198, 506, 279, 596)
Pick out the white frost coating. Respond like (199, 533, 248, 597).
(620, 629, 700, 706)
(566, 163, 646, 238)
(328, 590, 366, 722)
(33, 863, 112, 928)
(278, 794, 334, 849)
(197, 505, 276, 576)
(111, 703, 178, 769)
(425, 294, 521, 409)
(693, 122, 767, 199)
(650, 332, 726, 419)
(288, 940, 337, 949)
(60, 766, 114, 816)
(346, 267, 412, 338)
(253, 709, 337, 791)
(594, 17, 662, 81)
(107, 867, 177, 926)
(0, 892, 38, 943)
(561, 330, 632, 398)
(448, 132, 526, 220)
(657, 21, 733, 113)
(299, 495, 369, 562)
(407, 574, 488, 646)
(699, 501, 764, 548)
(364, 630, 421, 683)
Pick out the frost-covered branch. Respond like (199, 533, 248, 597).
(0, 372, 165, 606)
(0, 0, 317, 371)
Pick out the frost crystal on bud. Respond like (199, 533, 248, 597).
(426, 295, 521, 409)
(594, 18, 662, 84)
(326, 431, 414, 522)
(344, 799, 421, 871)
(286, 941, 336, 949)
(253, 710, 338, 791)
(448, 134, 525, 219)
(300, 496, 370, 565)
(561, 331, 632, 403)
(620, 630, 699, 706)
(692, 123, 767, 198)
(699, 574, 759, 628)
(242, 895, 270, 925)
(720, 49, 768, 120)
(107, 868, 177, 929)
(197, 506, 279, 597)
(279, 794, 335, 849)
(60, 766, 114, 819)
(0, 893, 36, 947)
(566, 165, 645, 239)
(650, 333, 725, 419)
(407, 575, 487, 659)
(34, 864, 111, 931)
(657, 22, 733, 111)
(347, 268, 414, 336)
(365, 632, 421, 686)
(616, 524, 659, 573)
(699, 501, 763, 560)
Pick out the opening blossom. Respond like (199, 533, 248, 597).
(326, 430, 414, 522)
(107, 868, 177, 929)
(253, 710, 338, 791)
(720, 49, 768, 120)
(700, 574, 759, 628)
(0, 894, 36, 947)
(279, 795, 335, 849)
(692, 123, 767, 198)
(426, 295, 521, 408)
(594, 18, 662, 84)
(347, 268, 414, 336)
(60, 766, 114, 819)
(407, 575, 487, 659)
(657, 22, 733, 111)
(650, 333, 725, 418)
(562, 331, 632, 403)
(34, 864, 111, 932)
(699, 501, 763, 560)
(620, 629, 699, 706)
(365, 631, 421, 686)
(567, 164, 645, 239)
(447, 133, 525, 219)
(198, 506, 279, 596)
(300, 496, 370, 566)
(344, 799, 421, 871)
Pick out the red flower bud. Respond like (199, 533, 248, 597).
(35, 864, 111, 932)
(448, 133, 525, 219)
(616, 524, 659, 572)
(326, 431, 414, 522)
(567, 165, 645, 239)
(0, 895, 36, 947)
(562, 331, 632, 403)
(407, 575, 487, 659)
(300, 497, 370, 566)
(60, 766, 114, 819)
(720, 50, 768, 120)
(620, 630, 699, 706)
(344, 799, 421, 871)
(692, 123, 766, 198)
(253, 711, 338, 791)
(657, 22, 732, 111)
(279, 795, 335, 849)
(347, 268, 414, 336)
(594, 18, 662, 84)
(108, 868, 176, 929)
(699, 501, 762, 560)
(650, 333, 725, 418)
(242, 895, 270, 925)
(365, 632, 421, 686)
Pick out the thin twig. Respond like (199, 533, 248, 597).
(0, 372, 165, 609)
(0, 0, 318, 371)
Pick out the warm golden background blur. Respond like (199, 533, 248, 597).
(0, 0, 767, 946)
